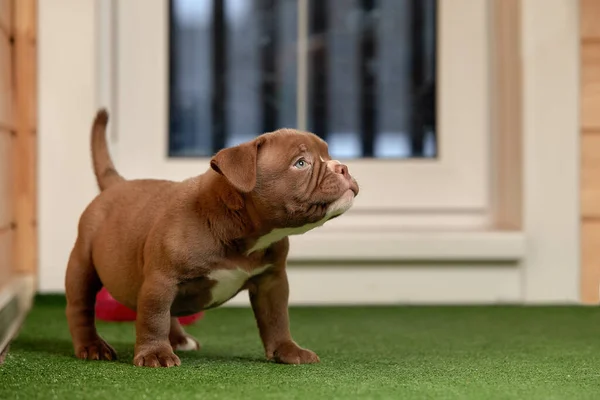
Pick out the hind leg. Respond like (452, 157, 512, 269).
(169, 318, 201, 352)
(65, 240, 117, 361)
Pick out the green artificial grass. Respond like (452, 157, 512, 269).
(2, 296, 600, 399)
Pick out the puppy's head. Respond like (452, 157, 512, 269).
(210, 129, 359, 229)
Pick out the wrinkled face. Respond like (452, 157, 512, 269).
(252, 130, 359, 228)
(209, 128, 359, 231)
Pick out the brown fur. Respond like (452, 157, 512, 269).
(65, 109, 359, 367)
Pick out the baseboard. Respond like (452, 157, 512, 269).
(0, 275, 35, 362)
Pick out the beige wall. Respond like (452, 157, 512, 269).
(37, 0, 581, 304)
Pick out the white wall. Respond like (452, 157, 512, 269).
(521, 0, 580, 301)
(38, 0, 100, 291)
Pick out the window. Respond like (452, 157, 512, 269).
(113, 0, 490, 226)
(168, 0, 437, 159)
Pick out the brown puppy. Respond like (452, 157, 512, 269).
(65, 109, 359, 367)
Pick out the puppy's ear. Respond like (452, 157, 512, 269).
(210, 139, 263, 193)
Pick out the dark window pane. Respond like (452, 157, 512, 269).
(169, 0, 214, 157)
(316, 0, 363, 158)
(169, 0, 298, 157)
(168, 0, 437, 159)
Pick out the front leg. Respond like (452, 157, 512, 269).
(249, 267, 319, 364)
(133, 274, 181, 367)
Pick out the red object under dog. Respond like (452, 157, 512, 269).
(95, 287, 203, 325)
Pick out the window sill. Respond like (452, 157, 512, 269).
(287, 230, 526, 263)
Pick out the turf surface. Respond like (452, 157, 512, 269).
(2, 296, 600, 399)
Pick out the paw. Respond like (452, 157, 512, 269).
(271, 342, 320, 365)
(75, 337, 117, 361)
(133, 343, 181, 368)
(170, 334, 201, 352)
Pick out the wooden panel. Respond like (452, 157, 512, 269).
(581, 221, 600, 304)
(582, 43, 600, 131)
(0, 229, 12, 289)
(29, 42, 36, 131)
(0, 34, 13, 131)
(581, 0, 600, 304)
(581, 134, 600, 218)
(13, 0, 36, 274)
(0, 0, 12, 38)
(0, 130, 13, 229)
(15, 0, 34, 39)
(0, 0, 13, 292)
(581, 0, 600, 41)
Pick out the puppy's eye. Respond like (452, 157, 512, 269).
(293, 158, 309, 169)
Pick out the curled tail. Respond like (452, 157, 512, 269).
(91, 109, 125, 191)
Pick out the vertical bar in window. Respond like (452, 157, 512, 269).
(374, 0, 412, 158)
(258, 0, 278, 133)
(225, 0, 260, 147)
(307, 0, 327, 138)
(327, 0, 362, 158)
(422, 0, 437, 157)
(169, 0, 214, 157)
(278, 0, 298, 129)
(409, 0, 425, 157)
(359, 0, 376, 158)
(212, 0, 227, 152)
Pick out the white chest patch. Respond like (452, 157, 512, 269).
(207, 265, 271, 306)
(247, 193, 355, 255)
(247, 218, 329, 254)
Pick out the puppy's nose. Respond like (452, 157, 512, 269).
(334, 163, 350, 180)
(327, 159, 352, 180)
(327, 159, 359, 195)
